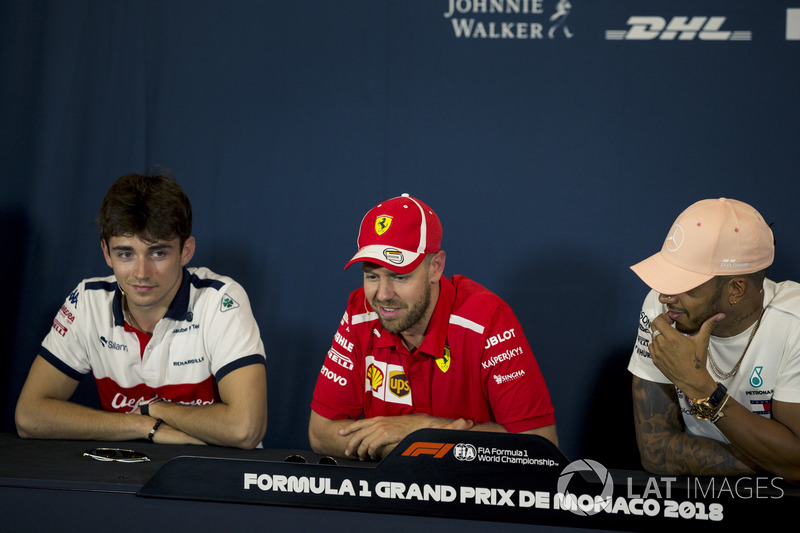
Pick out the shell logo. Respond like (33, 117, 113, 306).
(367, 364, 384, 391)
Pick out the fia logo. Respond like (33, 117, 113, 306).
(453, 443, 477, 462)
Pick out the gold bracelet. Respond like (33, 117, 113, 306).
(711, 394, 731, 424)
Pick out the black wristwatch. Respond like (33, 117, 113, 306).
(139, 397, 162, 417)
(689, 383, 728, 420)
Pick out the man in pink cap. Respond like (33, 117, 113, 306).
(629, 198, 800, 480)
(309, 194, 557, 460)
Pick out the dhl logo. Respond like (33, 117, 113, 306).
(401, 442, 455, 459)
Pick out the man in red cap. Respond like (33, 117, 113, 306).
(309, 194, 557, 460)
(629, 198, 800, 481)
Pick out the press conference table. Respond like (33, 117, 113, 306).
(0, 430, 795, 532)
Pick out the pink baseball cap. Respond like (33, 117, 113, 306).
(631, 198, 774, 295)
(344, 194, 442, 274)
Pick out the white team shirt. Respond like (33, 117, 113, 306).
(629, 279, 800, 442)
(40, 267, 265, 412)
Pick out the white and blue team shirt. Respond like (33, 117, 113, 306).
(629, 279, 800, 443)
(41, 267, 265, 413)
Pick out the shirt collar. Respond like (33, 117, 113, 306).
(111, 268, 194, 327)
(164, 268, 194, 321)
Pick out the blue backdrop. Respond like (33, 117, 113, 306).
(2, 1, 798, 467)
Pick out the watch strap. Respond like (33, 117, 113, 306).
(140, 397, 163, 417)
(708, 383, 728, 407)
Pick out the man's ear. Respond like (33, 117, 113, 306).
(429, 250, 446, 283)
(181, 236, 196, 266)
(101, 239, 113, 268)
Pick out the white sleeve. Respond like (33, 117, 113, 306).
(40, 281, 93, 378)
(202, 280, 266, 380)
(627, 289, 672, 385)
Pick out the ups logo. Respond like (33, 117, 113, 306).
(389, 370, 410, 397)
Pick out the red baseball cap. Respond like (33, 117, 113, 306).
(631, 198, 774, 295)
(344, 194, 442, 274)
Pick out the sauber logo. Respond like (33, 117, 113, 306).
(367, 364, 384, 391)
(375, 215, 393, 235)
(401, 442, 455, 458)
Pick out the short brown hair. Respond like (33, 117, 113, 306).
(96, 170, 192, 247)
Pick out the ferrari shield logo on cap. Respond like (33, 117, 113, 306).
(375, 215, 392, 235)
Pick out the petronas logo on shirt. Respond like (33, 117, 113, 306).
(220, 294, 239, 312)
(436, 346, 451, 373)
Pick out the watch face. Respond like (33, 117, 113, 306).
(691, 401, 715, 420)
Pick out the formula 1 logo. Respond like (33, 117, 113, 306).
(401, 442, 455, 458)
(606, 16, 751, 41)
